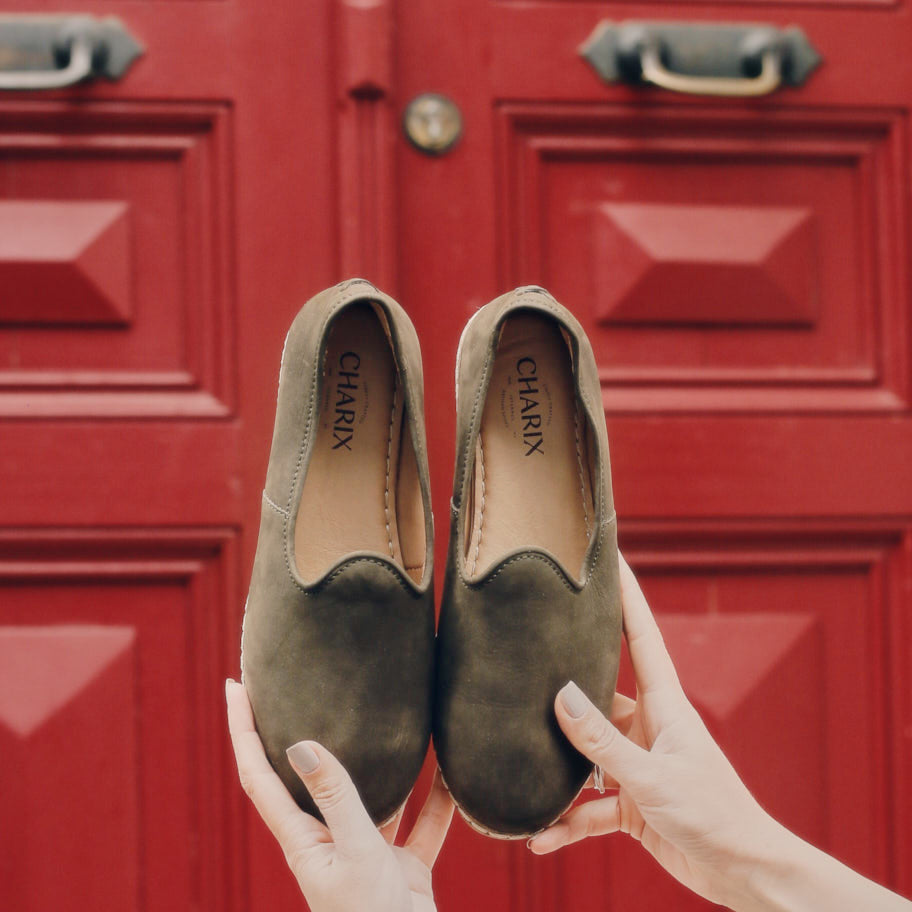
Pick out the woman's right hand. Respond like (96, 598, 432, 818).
(530, 554, 912, 912)
(530, 553, 779, 907)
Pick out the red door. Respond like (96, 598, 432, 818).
(0, 2, 338, 910)
(2, 2, 910, 912)
(393, 1, 912, 910)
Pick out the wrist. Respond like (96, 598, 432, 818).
(710, 811, 801, 912)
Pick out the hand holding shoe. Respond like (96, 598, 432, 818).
(234, 282, 909, 911)
(226, 680, 454, 912)
(529, 552, 775, 905)
(530, 553, 912, 912)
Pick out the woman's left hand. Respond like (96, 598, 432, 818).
(226, 680, 454, 912)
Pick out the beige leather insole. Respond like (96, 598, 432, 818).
(295, 303, 409, 583)
(465, 313, 594, 580)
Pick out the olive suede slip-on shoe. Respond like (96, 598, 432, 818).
(241, 279, 435, 826)
(435, 285, 622, 839)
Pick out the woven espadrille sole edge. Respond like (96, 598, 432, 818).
(438, 768, 589, 841)
(376, 794, 411, 830)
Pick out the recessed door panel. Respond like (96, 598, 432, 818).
(499, 105, 907, 412)
(0, 103, 233, 417)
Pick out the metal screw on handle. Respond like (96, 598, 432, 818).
(0, 33, 93, 90)
(640, 44, 782, 97)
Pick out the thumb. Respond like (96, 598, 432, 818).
(556, 681, 648, 792)
(286, 741, 382, 857)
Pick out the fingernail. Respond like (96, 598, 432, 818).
(286, 741, 320, 774)
(559, 681, 589, 719)
(526, 837, 536, 850)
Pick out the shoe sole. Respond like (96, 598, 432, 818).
(439, 769, 588, 841)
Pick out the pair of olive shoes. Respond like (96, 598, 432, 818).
(240, 279, 622, 838)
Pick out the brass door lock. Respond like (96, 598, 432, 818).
(403, 93, 463, 155)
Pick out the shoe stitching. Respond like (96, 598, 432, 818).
(459, 351, 494, 502)
(457, 290, 605, 585)
(455, 293, 536, 567)
(586, 510, 617, 578)
(461, 551, 578, 593)
(458, 288, 585, 506)
(336, 278, 378, 293)
(384, 380, 399, 561)
(397, 333, 434, 581)
(298, 556, 419, 596)
(263, 491, 289, 517)
(574, 404, 591, 541)
(276, 329, 291, 404)
(280, 287, 434, 596)
(469, 431, 487, 575)
(283, 287, 384, 591)
(507, 289, 614, 551)
(239, 595, 249, 682)
(382, 300, 433, 579)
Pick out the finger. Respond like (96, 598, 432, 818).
(611, 692, 637, 735)
(404, 769, 455, 869)
(226, 681, 325, 847)
(529, 795, 621, 854)
(611, 692, 636, 716)
(555, 681, 648, 792)
(379, 806, 405, 845)
(588, 690, 634, 791)
(586, 694, 636, 787)
(286, 740, 383, 859)
(625, 704, 651, 750)
(618, 553, 683, 704)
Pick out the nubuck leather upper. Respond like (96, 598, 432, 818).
(241, 279, 435, 825)
(434, 286, 622, 838)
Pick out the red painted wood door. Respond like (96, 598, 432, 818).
(2, 2, 910, 912)
(392, 2, 912, 911)
(0, 2, 340, 910)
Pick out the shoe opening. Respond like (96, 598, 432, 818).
(295, 300, 427, 585)
(463, 310, 596, 583)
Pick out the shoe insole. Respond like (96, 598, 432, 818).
(295, 303, 406, 583)
(465, 313, 594, 580)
